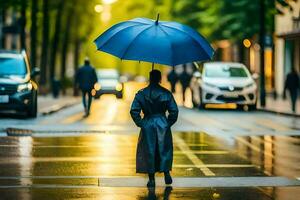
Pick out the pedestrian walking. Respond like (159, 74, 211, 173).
(75, 58, 98, 116)
(179, 64, 192, 104)
(167, 68, 178, 93)
(284, 68, 300, 113)
(130, 70, 178, 187)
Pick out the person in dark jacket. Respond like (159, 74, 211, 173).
(167, 68, 178, 93)
(284, 68, 300, 113)
(130, 70, 178, 187)
(75, 58, 98, 116)
(179, 64, 192, 104)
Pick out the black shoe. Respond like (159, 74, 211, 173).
(164, 173, 172, 185)
(147, 180, 155, 188)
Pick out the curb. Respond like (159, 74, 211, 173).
(257, 108, 300, 118)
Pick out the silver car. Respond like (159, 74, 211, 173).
(93, 69, 123, 99)
(190, 62, 257, 110)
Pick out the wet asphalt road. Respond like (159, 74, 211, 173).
(0, 83, 300, 199)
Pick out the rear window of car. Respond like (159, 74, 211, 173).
(0, 56, 27, 76)
(205, 65, 248, 78)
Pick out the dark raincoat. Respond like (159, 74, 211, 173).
(130, 84, 178, 173)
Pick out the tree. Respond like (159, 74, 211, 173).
(20, 0, 26, 50)
(40, 0, 49, 86)
(30, 0, 38, 68)
(60, 2, 74, 95)
(49, 0, 64, 83)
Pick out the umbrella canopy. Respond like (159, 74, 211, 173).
(94, 16, 214, 66)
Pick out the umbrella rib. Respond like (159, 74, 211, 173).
(156, 25, 175, 66)
(95, 23, 146, 50)
(161, 24, 213, 59)
(120, 25, 153, 60)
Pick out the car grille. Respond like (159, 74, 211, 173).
(0, 84, 17, 95)
(216, 95, 246, 102)
(218, 86, 243, 91)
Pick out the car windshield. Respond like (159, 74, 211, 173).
(97, 70, 119, 80)
(205, 65, 248, 78)
(0, 56, 26, 77)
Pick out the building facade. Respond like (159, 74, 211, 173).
(275, 0, 300, 96)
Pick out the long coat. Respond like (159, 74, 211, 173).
(130, 84, 178, 173)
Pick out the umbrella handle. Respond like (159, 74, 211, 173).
(155, 13, 160, 25)
(152, 63, 154, 70)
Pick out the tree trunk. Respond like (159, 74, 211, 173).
(40, 0, 49, 87)
(60, 8, 73, 95)
(73, 38, 81, 96)
(49, 0, 64, 85)
(30, 0, 38, 68)
(0, 7, 7, 49)
(20, 0, 27, 50)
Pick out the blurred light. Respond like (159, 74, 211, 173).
(91, 89, 96, 96)
(101, 10, 111, 22)
(94, 4, 104, 13)
(115, 83, 123, 91)
(243, 39, 251, 48)
(102, 0, 117, 5)
(94, 83, 101, 91)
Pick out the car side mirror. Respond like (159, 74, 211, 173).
(31, 67, 40, 77)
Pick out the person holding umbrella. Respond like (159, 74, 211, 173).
(94, 14, 214, 187)
(130, 69, 178, 187)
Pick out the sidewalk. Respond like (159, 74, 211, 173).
(38, 95, 80, 115)
(258, 96, 300, 117)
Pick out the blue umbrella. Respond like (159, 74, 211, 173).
(94, 15, 214, 67)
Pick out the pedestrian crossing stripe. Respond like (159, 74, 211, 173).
(0, 177, 299, 188)
(173, 135, 215, 176)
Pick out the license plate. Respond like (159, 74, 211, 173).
(0, 95, 9, 103)
(224, 93, 238, 98)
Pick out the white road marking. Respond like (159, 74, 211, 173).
(173, 134, 215, 176)
(0, 176, 299, 188)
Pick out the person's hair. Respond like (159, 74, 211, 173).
(84, 57, 90, 65)
(149, 70, 161, 85)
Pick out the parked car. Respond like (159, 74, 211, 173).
(0, 50, 40, 117)
(190, 62, 257, 110)
(94, 69, 123, 99)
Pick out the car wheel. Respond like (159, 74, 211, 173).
(191, 91, 198, 108)
(116, 92, 123, 99)
(198, 89, 206, 109)
(27, 92, 37, 118)
(248, 103, 257, 111)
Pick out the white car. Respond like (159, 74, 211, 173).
(190, 62, 257, 110)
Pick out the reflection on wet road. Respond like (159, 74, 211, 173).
(0, 132, 300, 199)
(0, 132, 266, 177)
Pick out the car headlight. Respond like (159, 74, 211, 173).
(17, 83, 33, 92)
(245, 82, 255, 88)
(94, 83, 101, 91)
(115, 83, 123, 91)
